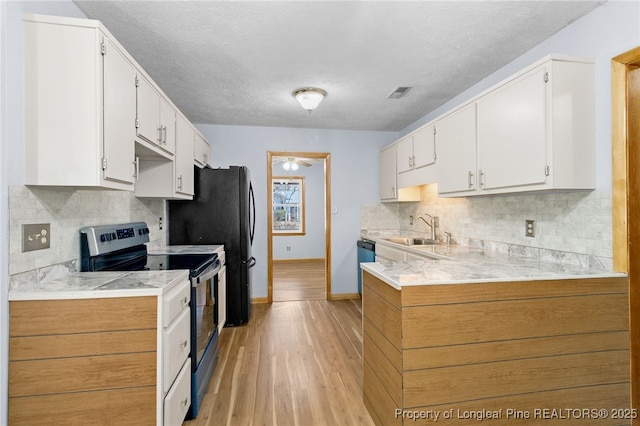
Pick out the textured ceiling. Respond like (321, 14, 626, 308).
(73, 1, 603, 131)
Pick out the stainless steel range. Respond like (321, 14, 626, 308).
(80, 222, 221, 419)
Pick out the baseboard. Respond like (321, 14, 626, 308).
(273, 258, 325, 264)
(252, 297, 269, 304)
(330, 293, 362, 301)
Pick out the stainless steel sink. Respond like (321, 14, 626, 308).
(383, 237, 439, 246)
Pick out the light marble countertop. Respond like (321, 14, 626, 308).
(9, 270, 189, 301)
(362, 238, 626, 290)
(8, 244, 222, 301)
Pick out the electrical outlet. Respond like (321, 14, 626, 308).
(286, 245, 291, 251)
(22, 223, 51, 252)
(525, 220, 535, 237)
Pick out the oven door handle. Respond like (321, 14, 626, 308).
(194, 262, 220, 286)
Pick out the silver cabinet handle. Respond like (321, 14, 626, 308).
(181, 340, 188, 348)
(157, 125, 163, 144)
(133, 156, 140, 181)
(181, 398, 188, 406)
(181, 296, 188, 306)
(468, 171, 474, 189)
(479, 170, 486, 188)
(177, 174, 183, 190)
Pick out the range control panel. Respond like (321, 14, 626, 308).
(80, 222, 150, 256)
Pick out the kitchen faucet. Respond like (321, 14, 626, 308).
(417, 213, 436, 241)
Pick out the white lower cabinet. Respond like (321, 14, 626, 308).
(160, 279, 191, 426)
(164, 358, 192, 426)
(375, 244, 407, 263)
(217, 262, 227, 335)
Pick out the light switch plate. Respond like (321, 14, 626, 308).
(22, 223, 51, 252)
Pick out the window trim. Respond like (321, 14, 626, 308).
(272, 176, 306, 235)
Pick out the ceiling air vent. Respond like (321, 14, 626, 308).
(387, 86, 412, 99)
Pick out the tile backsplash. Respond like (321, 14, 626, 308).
(9, 186, 166, 276)
(362, 184, 612, 260)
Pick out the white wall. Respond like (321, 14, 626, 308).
(272, 161, 325, 260)
(195, 124, 396, 297)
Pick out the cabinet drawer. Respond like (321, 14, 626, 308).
(163, 280, 190, 327)
(164, 358, 191, 426)
(163, 307, 190, 393)
(376, 244, 407, 263)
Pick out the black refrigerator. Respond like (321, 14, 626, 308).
(168, 166, 256, 326)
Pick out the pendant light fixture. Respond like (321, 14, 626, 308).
(293, 87, 327, 112)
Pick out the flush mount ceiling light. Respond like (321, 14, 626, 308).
(282, 160, 299, 171)
(293, 87, 327, 112)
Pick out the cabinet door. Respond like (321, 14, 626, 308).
(194, 132, 210, 168)
(396, 136, 414, 174)
(217, 265, 226, 334)
(379, 146, 397, 200)
(175, 115, 194, 196)
(436, 103, 477, 194)
(159, 96, 176, 155)
(103, 37, 136, 185)
(136, 74, 161, 145)
(477, 65, 547, 190)
(412, 124, 436, 169)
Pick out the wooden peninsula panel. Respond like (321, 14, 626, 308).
(362, 271, 631, 426)
(362, 272, 402, 426)
(8, 297, 158, 425)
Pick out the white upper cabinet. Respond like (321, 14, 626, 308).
(379, 145, 420, 202)
(23, 14, 211, 197)
(435, 103, 477, 195)
(194, 131, 210, 168)
(379, 145, 398, 201)
(136, 74, 176, 157)
(396, 124, 437, 189)
(437, 55, 595, 197)
(396, 125, 436, 173)
(24, 14, 136, 190)
(101, 38, 137, 186)
(476, 64, 548, 191)
(175, 114, 195, 197)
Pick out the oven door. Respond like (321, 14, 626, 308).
(191, 260, 221, 369)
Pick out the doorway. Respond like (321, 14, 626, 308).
(611, 46, 640, 419)
(267, 151, 331, 303)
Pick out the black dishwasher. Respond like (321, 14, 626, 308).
(357, 239, 376, 294)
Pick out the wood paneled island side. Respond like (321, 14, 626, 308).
(362, 270, 630, 425)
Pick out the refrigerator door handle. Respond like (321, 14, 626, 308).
(243, 257, 256, 268)
(249, 182, 256, 245)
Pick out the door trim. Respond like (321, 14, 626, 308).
(267, 151, 331, 303)
(611, 45, 640, 417)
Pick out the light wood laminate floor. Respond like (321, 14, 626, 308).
(184, 299, 374, 426)
(273, 259, 326, 302)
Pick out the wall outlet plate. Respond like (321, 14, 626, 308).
(525, 220, 535, 237)
(22, 223, 51, 252)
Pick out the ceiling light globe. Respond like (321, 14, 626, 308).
(282, 162, 291, 171)
(293, 88, 327, 111)
(291, 162, 299, 171)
